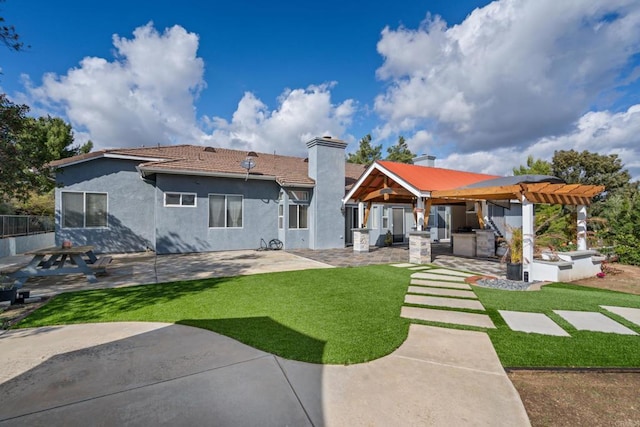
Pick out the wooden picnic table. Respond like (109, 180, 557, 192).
(8, 245, 107, 289)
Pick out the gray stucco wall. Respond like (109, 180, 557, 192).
(307, 138, 347, 249)
(55, 158, 156, 253)
(278, 189, 311, 250)
(154, 174, 279, 254)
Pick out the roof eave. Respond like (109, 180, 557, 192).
(138, 166, 281, 182)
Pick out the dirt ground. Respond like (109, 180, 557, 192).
(511, 262, 640, 426)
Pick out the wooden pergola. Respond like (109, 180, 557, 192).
(344, 161, 605, 280)
(431, 182, 604, 206)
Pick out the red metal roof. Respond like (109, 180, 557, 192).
(377, 160, 499, 191)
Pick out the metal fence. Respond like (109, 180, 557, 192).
(0, 215, 55, 238)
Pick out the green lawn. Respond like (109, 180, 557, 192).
(475, 283, 640, 368)
(15, 265, 640, 368)
(16, 265, 411, 365)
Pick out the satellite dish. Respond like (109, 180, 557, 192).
(240, 157, 256, 181)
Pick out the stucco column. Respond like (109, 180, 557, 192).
(358, 201, 365, 228)
(416, 197, 425, 231)
(577, 204, 587, 251)
(522, 198, 534, 282)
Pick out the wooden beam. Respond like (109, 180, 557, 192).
(476, 202, 485, 229)
(362, 201, 372, 227)
(362, 187, 414, 202)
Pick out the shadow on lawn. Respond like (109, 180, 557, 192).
(0, 321, 325, 425)
(178, 317, 327, 364)
(18, 278, 230, 326)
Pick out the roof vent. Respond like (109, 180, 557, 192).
(203, 147, 216, 153)
(247, 151, 258, 157)
(322, 135, 332, 139)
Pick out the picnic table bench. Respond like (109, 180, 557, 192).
(7, 245, 111, 288)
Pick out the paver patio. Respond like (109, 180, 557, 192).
(499, 311, 570, 337)
(411, 272, 467, 282)
(410, 279, 472, 290)
(407, 286, 477, 299)
(401, 307, 496, 329)
(601, 306, 640, 327)
(405, 295, 485, 311)
(554, 311, 638, 335)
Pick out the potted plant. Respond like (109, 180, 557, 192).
(384, 230, 393, 247)
(502, 228, 523, 281)
(0, 275, 17, 305)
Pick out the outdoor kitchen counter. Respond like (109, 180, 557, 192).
(452, 232, 477, 258)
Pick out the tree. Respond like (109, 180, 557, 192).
(1, 96, 91, 201)
(1, 0, 27, 52)
(0, 94, 34, 200)
(552, 150, 631, 200)
(385, 136, 414, 164)
(347, 134, 382, 166)
(513, 155, 552, 176)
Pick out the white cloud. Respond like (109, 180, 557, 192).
(25, 23, 207, 149)
(207, 83, 356, 156)
(22, 23, 355, 155)
(436, 105, 640, 181)
(375, 0, 640, 153)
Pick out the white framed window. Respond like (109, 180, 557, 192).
(288, 204, 308, 229)
(371, 206, 379, 228)
(382, 206, 389, 228)
(278, 204, 284, 229)
(288, 190, 309, 202)
(164, 192, 196, 207)
(61, 191, 108, 228)
(209, 194, 243, 228)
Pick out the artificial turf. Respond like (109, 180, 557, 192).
(474, 283, 640, 368)
(16, 265, 411, 365)
(14, 265, 640, 368)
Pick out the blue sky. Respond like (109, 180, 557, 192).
(2, 0, 640, 179)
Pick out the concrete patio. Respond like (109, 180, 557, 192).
(1, 244, 506, 297)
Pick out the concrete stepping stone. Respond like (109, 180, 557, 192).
(411, 272, 466, 283)
(427, 268, 476, 278)
(408, 266, 431, 271)
(601, 306, 640, 327)
(405, 295, 485, 311)
(401, 306, 495, 329)
(410, 279, 472, 290)
(391, 263, 416, 268)
(498, 311, 570, 337)
(554, 310, 638, 335)
(407, 286, 477, 299)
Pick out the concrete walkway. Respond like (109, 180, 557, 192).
(0, 322, 530, 426)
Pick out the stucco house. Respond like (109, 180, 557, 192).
(50, 136, 518, 254)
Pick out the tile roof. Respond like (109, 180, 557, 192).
(377, 160, 500, 191)
(50, 144, 367, 189)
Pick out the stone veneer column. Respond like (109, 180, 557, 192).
(352, 228, 370, 252)
(409, 231, 431, 264)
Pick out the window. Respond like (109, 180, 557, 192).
(288, 190, 309, 201)
(62, 192, 107, 228)
(209, 194, 243, 228)
(288, 204, 308, 229)
(382, 206, 389, 228)
(165, 192, 196, 207)
(371, 206, 379, 228)
(278, 205, 284, 229)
